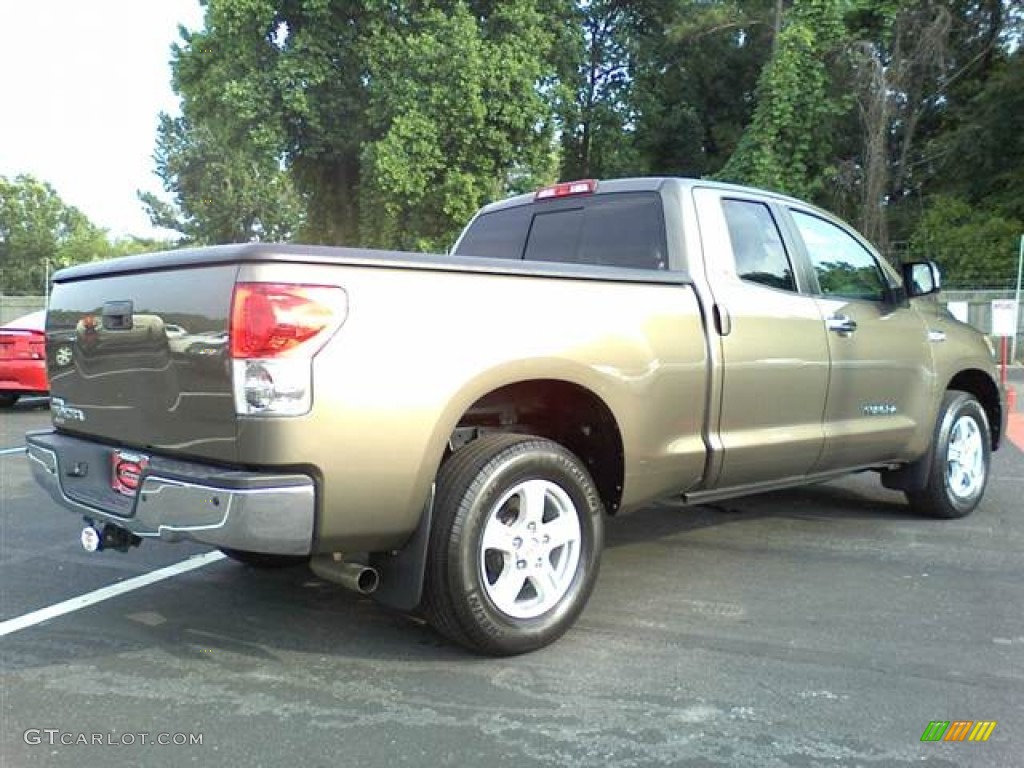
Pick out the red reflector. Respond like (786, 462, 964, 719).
(535, 179, 598, 200)
(230, 283, 346, 359)
(111, 451, 148, 497)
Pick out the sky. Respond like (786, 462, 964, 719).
(0, 0, 206, 239)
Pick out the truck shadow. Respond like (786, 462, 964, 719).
(1, 476, 932, 673)
(8, 395, 50, 412)
(603, 475, 920, 550)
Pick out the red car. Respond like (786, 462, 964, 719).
(0, 311, 48, 407)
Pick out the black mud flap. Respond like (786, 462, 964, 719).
(370, 486, 434, 612)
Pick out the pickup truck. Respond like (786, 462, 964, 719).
(26, 177, 1006, 655)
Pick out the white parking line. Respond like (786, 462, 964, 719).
(0, 551, 226, 637)
(0, 446, 26, 456)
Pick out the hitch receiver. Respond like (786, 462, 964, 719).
(81, 519, 142, 553)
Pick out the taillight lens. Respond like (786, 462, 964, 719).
(29, 333, 45, 360)
(229, 283, 347, 416)
(230, 283, 347, 359)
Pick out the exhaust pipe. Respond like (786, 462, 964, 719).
(310, 555, 380, 595)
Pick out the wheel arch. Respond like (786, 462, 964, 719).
(373, 378, 622, 615)
(448, 379, 625, 515)
(946, 368, 1002, 450)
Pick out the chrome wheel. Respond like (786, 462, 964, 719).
(905, 391, 991, 519)
(945, 414, 985, 500)
(424, 433, 604, 655)
(479, 478, 582, 620)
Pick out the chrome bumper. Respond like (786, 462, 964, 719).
(26, 431, 315, 555)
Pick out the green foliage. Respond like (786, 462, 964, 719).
(928, 48, 1024, 221)
(359, 1, 559, 250)
(158, 0, 559, 251)
(907, 196, 1022, 288)
(141, 114, 305, 244)
(717, 0, 849, 199)
(0, 175, 113, 295)
(555, 0, 640, 180)
(145, 0, 1022, 280)
(630, 0, 775, 179)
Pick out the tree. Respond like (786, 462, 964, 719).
(928, 46, 1024, 221)
(0, 175, 113, 295)
(630, 0, 776, 179)
(907, 195, 1021, 288)
(141, 113, 305, 244)
(359, 1, 560, 250)
(157, 0, 561, 251)
(716, 0, 849, 200)
(554, 0, 638, 180)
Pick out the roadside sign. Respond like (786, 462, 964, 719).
(991, 300, 1018, 337)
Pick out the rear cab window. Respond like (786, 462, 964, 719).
(454, 191, 668, 271)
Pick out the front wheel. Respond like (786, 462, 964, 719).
(0, 393, 18, 408)
(906, 391, 992, 519)
(423, 433, 604, 656)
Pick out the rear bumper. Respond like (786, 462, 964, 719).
(0, 360, 48, 393)
(25, 430, 314, 555)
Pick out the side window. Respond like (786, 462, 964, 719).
(791, 210, 887, 302)
(454, 207, 531, 260)
(721, 199, 796, 292)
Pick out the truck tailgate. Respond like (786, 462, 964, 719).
(46, 264, 239, 463)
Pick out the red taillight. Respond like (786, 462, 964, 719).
(535, 179, 598, 201)
(230, 283, 347, 359)
(29, 333, 45, 360)
(0, 330, 45, 360)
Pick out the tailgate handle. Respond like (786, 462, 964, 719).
(101, 301, 134, 331)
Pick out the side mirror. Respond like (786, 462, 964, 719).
(903, 261, 941, 298)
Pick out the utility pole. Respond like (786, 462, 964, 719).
(1013, 234, 1023, 364)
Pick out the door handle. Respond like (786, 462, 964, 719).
(826, 314, 857, 336)
(713, 304, 731, 336)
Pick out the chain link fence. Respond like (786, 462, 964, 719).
(940, 289, 1022, 363)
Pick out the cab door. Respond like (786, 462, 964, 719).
(786, 208, 936, 471)
(693, 188, 830, 488)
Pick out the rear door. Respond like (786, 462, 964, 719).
(692, 188, 829, 487)
(785, 207, 935, 470)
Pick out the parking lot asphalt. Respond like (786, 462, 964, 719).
(1, 393, 1022, 768)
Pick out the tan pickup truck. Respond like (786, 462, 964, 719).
(27, 178, 1006, 655)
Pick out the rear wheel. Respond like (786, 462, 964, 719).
(220, 548, 309, 568)
(906, 391, 991, 519)
(0, 393, 18, 408)
(423, 433, 604, 656)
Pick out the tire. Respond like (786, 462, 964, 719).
(423, 433, 604, 656)
(0, 393, 18, 408)
(220, 548, 309, 568)
(906, 391, 991, 519)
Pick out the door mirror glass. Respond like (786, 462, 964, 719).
(903, 261, 941, 297)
